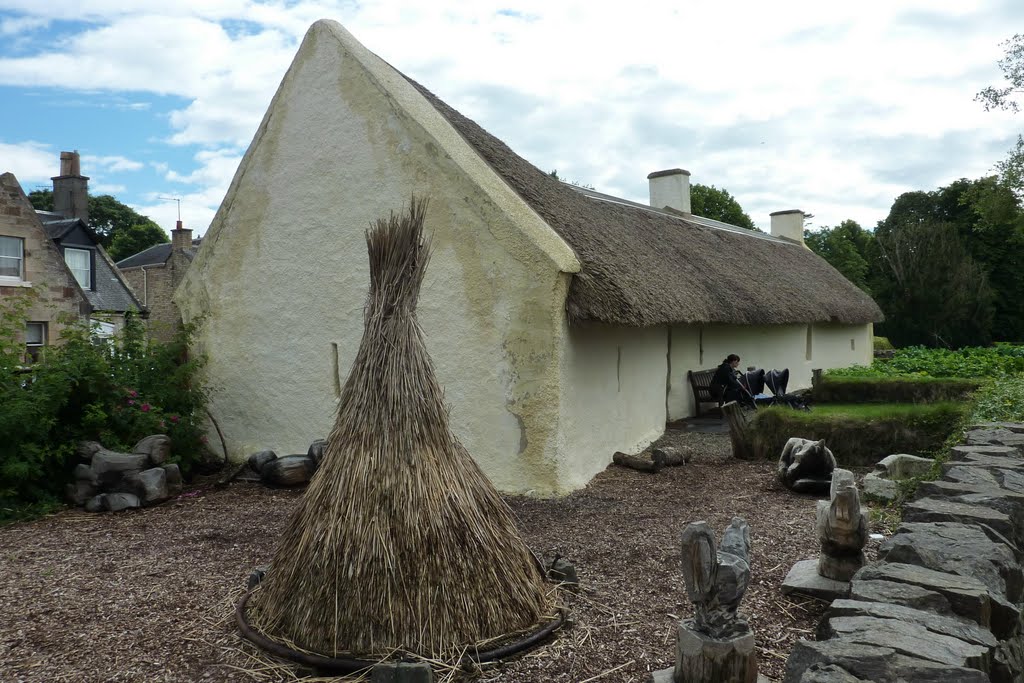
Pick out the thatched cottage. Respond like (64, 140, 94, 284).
(177, 20, 882, 495)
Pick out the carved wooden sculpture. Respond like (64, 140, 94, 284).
(816, 469, 869, 581)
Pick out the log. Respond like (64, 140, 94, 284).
(722, 402, 756, 460)
(653, 446, 691, 467)
(676, 624, 757, 683)
(612, 451, 662, 473)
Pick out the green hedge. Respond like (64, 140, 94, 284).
(750, 402, 969, 467)
(812, 375, 980, 404)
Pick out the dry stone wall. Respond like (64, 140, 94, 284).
(784, 422, 1024, 683)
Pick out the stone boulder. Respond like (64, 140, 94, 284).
(261, 454, 317, 487)
(92, 451, 151, 488)
(247, 449, 277, 473)
(124, 467, 170, 506)
(875, 453, 934, 480)
(133, 434, 171, 465)
(162, 463, 183, 496)
(783, 640, 989, 683)
(307, 439, 328, 465)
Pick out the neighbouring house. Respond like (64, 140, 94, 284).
(176, 20, 883, 495)
(33, 152, 146, 339)
(118, 224, 201, 341)
(0, 172, 90, 362)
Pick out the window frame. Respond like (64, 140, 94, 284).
(26, 321, 47, 362)
(0, 235, 25, 283)
(64, 246, 93, 289)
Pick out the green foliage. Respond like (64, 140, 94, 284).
(804, 220, 877, 294)
(970, 376, 1024, 423)
(826, 345, 1024, 379)
(977, 34, 1024, 197)
(690, 183, 758, 230)
(27, 189, 168, 257)
(751, 402, 968, 466)
(873, 336, 893, 351)
(0, 293, 210, 521)
(813, 375, 980, 404)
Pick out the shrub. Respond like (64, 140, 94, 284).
(827, 345, 1024, 379)
(751, 402, 969, 467)
(970, 376, 1024, 423)
(812, 375, 980, 404)
(873, 336, 894, 351)
(0, 293, 210, 520)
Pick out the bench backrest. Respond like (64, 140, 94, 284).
(687, 369, 718, 401)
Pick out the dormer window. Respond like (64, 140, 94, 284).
(65, 247, 91, 289)
(0, 236, 24, 281)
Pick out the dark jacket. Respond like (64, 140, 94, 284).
(711, 362, 742, 402)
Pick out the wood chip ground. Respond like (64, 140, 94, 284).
(0, 428, 885, 682)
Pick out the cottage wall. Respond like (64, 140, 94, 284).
(0, 173, 88, 355)
(557, 323, 667, 491)
(667, 322, 875, 419)
(175, 20, 580, 495)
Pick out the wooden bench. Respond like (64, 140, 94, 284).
(687, 369, 723, 417)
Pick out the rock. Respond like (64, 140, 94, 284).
(66, 479, 98, 506)
(261, 454, 317, 487)
(965, 427, 1024, 451)
(247, 449, 277, 473)
(133, 435, 171, 465)
(370, 661, 433, 683)
(798, 664, 862, 683)
(652, 445, 690, 466)
(969, 422, 1024, 434)
(783, 640, 989, 683)
(548, 558, 578, 585)
(125, 467, 169, 506)
(902, 498, 1017, 549)
(849, 578, 956, 617)
(247, 565, 269, 590)
(162, 464, 183, 496)
(875, 453, 934, 479)
(103, 492, 141, 512)
(91, 451, 151, 488)
(824, 599, 997, 649)
(76, 441, 103, 461)
(307, 439, 328, 464)
(613, 451, 662, 473)
(84, 494, 105, 512)
(781, 559, 850, 601)
(778, 437, 836, 492)
(74, 463, 98, 485)
(880, 521, 1023, 604)
(862, 472, 898, 503)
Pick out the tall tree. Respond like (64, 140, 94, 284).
(690, 183, 758, 230)
(804, 220, 877, 295)
(977, 34, 1024, 196)
(27, 189, 168, 259)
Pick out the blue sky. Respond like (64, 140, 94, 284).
(1, 1, 1022, 238)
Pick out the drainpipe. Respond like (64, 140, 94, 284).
(139, 266, 150, 306)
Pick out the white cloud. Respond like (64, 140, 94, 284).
(0, 140, 55, 186)
(84, 155, 145, 172)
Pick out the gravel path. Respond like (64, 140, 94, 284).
(0, 428, 865, 682)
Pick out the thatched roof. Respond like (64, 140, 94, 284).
(407, 81, 883, 328)
(253, 198, 550, 658)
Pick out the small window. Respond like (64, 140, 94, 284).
(65, 248, 91, 288)
(26, 322, 46, 362)
(850, 338, 856, 351)
(0, 236, 24, 280)
(805, 325, 813, 361)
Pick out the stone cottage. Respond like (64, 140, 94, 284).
(176, 20, 882, 495)
(118, 223, 201, 341)
(0, 172, 90, 361)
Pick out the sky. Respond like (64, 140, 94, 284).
(0, 1, 1021, 239)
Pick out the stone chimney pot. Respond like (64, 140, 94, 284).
(769, 210, 806, 246)
(647, 168, 691, 214)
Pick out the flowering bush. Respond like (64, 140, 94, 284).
(0, 292, 211, 520)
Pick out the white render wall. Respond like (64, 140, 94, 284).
(668, 322, 874, 419)
(176, 20, 581, 495)
(557, 322, 668, 492)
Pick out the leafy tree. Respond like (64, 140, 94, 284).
(27, 189, 168, 258)
(804, 220, 877, 295)
(977, 34, 1024, 196)
(878, 177, 1024, 341)
(690, 183, 758, 230)
(873, 220, 995, 348)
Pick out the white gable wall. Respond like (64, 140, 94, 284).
(176, 20, 581, 495)
(668, 322, 874, 419)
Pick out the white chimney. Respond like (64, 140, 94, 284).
(647, 168, 691, 214)
(769, 210, 806, 246)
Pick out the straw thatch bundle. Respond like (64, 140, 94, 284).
(252, 197, 549, 657)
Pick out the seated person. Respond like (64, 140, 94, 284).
(711, 354, 744, 405)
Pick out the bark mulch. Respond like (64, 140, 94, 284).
(0, 428, 880, 683)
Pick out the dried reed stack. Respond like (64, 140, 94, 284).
(253, 197, 549, 657)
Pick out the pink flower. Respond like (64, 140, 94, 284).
(127, 399, 135, 405)
(158, 420, 166, 429)
(128, 390, 138, 398)
(141, 403, 151, 412)
(169, 415, 180, 423)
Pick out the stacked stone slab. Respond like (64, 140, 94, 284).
(69, 436, 183, 512)
(783, 422, 1024, 683)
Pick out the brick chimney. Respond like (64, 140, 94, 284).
(52, 151, 90, 223)
(171, 220, 193, 253)
(647, 168, 691, 214)
(769, 209, 806, 246)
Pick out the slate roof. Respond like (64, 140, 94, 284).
(116, 238, 202, 269)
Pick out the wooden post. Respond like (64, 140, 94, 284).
(721, 402, 755, 460)
(812, 368, 822, 390)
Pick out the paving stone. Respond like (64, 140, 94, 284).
(819, 615, 991, 670)
(875, 453, 934, 479)
(782, 559, 849, 601)
(849, 578, 955, 617)
(824, 599, 997, 648)
(861, 472, 897, 504)
(902, 497, 1017, 547)
(783, 640, 988, 683)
